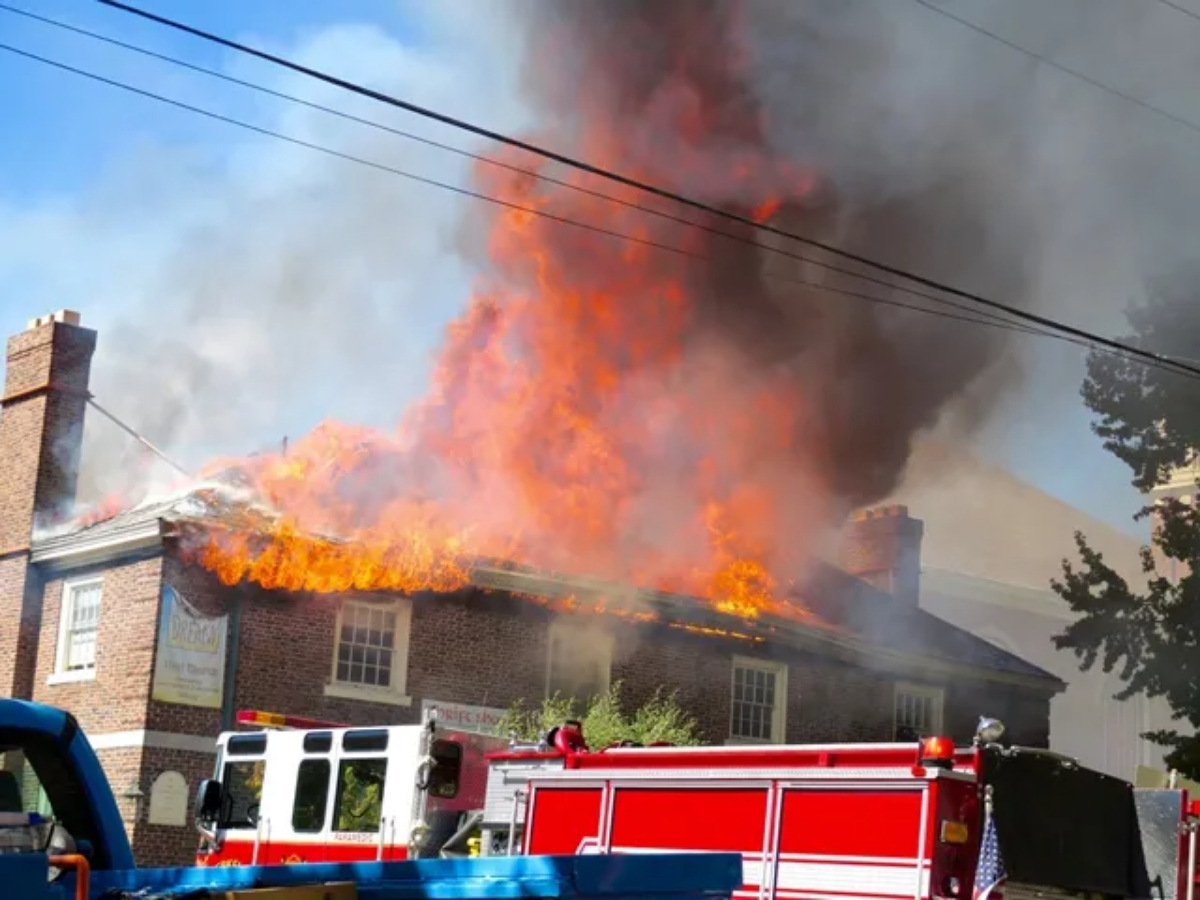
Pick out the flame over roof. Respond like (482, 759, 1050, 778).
(33, 478, 1062, 691)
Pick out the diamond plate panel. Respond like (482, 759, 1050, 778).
(1133, 788, 1186, 900)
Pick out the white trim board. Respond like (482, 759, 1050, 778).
(87, 729, 215, 754)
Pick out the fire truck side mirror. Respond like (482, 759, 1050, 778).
(426, 739, 464, 799)
(194, 779, 223, 839)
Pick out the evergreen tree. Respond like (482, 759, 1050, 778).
(1052, 283, 1200, 776)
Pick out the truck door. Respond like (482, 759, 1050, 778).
(772, 784, 930, 900)
(212, 732, 270, 865)
(327, 728, 394, 862)
(282, 730, 337, 864)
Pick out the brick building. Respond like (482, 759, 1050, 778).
(0, 311, 1065, 865)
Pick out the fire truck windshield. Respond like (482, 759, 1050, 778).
(217, 732, 266, 830)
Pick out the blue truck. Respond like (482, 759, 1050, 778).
(0, 698, 741, 900)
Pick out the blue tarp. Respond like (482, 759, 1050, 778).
(84, 853, 744, 900)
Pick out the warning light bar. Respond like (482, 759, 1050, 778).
(918, 736, 957, 770)
(236, 709, 347, 731)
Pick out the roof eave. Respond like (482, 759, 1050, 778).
(468, 565, 1067, 695)
(30, 519, 165, 570)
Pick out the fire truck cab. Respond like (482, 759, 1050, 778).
(480, 718, 1200, 900)
(193, 708, 508, 867)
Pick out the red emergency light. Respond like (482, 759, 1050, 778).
(235, 709, 347, 731)
(918, 735, 956, 770)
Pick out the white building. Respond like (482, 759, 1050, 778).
(892, 441, 1182, 779)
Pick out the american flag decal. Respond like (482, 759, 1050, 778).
(973, 804, 1006, 900)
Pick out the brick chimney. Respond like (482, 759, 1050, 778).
(839, 504, 924, 606)
(0, 310, 96, 698)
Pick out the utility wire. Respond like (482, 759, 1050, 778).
(1, 41, 1104, 358)
(94, 0, 1200, 381)
(0, 38, 1181, 376)
(911, 0, 1200, 140)
(0, 2, 1048, 338)
(86, 396, 191, 477)
(1157, 0, 1200, 27)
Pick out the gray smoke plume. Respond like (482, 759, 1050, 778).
(491, 0, 1036, 515)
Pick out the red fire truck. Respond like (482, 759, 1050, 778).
(478, 718, 1200, 900)
(196, 710, 1200, 900)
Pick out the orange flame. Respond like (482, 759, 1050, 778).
(159, 14, 833, 624)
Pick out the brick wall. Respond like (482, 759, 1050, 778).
(129, 745, 216, 867)
(156, 546, 1050, 748)
(32, 555, 164, 734)
(91, 747, 143, 859)
(0, 313, 96, 699)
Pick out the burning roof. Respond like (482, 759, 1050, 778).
(35, 477, 1061, 690)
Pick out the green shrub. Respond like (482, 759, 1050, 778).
(495, 681, 705, 748)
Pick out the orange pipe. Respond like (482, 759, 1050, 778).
(49, 854, 90, 900)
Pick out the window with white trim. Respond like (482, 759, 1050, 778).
(894, 682, 944, 740)
(53, 577, 102, 680)
(729, 657, 787, 744)
(326, 598, 412, 703)
(546, 621, 613, 703)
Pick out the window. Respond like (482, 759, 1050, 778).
(292, 759, 331, 833)
(546, 621, 613, 703)
(0, 752, 52, 817)
(52, 577, 102, 682)
(729, 657, 788, 744)
(333, 758, 388, 833)
(0, 739, 121, 869)
(894, 682, 945, 740)
(219, 759, 265, 830)
(326, 598, 412, 704)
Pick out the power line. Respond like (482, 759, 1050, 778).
(1157, 0, 1200, 27)
(86, 396, 191, 477)
(911, 0, 1200, 140)
(94, 0, 1200, 381)
(0, 2, 1048, 338)
(0, 42, 1069, 351)
(5, 39, 1188, 380)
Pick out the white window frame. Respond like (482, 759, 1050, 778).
(49, 575, 103, 685)
(324, 597, 413, 706)
(727, 656, 788, 745)
(893, 681, 945, 739)
(545, 620, 614, 702)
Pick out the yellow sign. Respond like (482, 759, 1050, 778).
(151, 585, 228, 709)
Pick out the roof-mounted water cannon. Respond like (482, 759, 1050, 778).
(975, 716, 1005, 746)
(546, 720, 589, 756)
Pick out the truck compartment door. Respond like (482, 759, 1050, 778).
(525, 785, 606, 856)
(774, 786, 929, 900)
(606, 784, 772, 898)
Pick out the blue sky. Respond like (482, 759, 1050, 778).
(1, 2, 418, 203)
(0, 0, 1156, 537)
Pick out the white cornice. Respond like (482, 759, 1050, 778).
(87, 729, 214, 754)
(920, 567, 1073, 619)
(30, 519, 165, 569)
